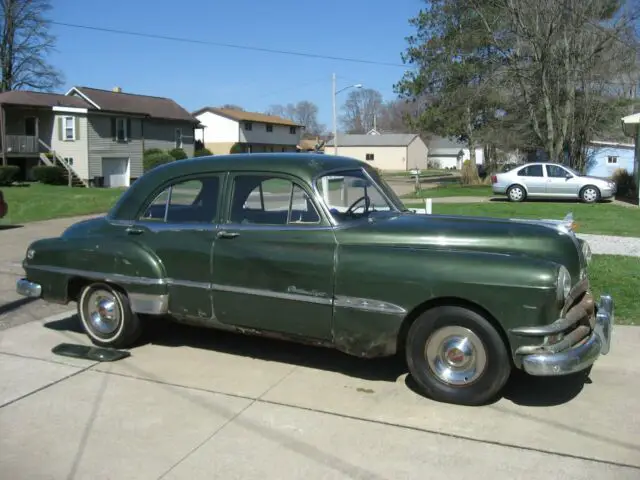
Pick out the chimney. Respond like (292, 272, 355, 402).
(112, 86, 122, 93)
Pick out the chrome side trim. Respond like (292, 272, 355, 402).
(167, 278, 210, 289)
(25, 264, 166, 286)
(16, 278, 42, 298)
(334, 295, 407, 315)
(212, 283, 332, 306)
(129, 293, 169, 315)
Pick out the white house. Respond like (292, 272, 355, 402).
(324, 133, 428, 171)
(622, 112, 640, 203)
(193, 107, 304, 154)
(427, 136, 484, 169)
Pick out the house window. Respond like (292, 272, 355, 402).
(175, 128, 183, 149)
(64, 116, 75, 141)
(64, 157, 73, 165)
(266, 124, 273, 132)
(116, 118, 127, 141)
(607, 156, 618, 164)
(289, 126, 296, 134)
(365, 153, 375, 161)
(244, 122, 253, 131)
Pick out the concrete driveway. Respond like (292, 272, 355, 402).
(1, 311, 639, 479)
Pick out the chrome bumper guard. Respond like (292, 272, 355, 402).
(16, 278, 42, 298)
(521, 294, 613, 376)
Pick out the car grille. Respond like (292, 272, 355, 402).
(562, 276, 596, 333)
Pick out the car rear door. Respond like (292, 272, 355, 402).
(516, 164, 546, 195)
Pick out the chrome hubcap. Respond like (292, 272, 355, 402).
(583, 188, 597, 202)
(87, 290, 120, 335)
(425, 326, 487, 386)
(509, 188, 523, 200)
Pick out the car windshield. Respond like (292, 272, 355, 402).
(564, 165, 582, 176)
(314, 168, 406, 223)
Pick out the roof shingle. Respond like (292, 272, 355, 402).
(325, 133, 419, 147)
(0, 91, 92, 108)
(193, 107, 303, 127)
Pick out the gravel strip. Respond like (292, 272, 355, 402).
(578, 233, 640, 257)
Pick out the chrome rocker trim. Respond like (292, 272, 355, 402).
(521, 294, 614, 376)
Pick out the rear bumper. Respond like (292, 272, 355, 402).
(16, 278, 42, 298)
(520, 294, 613, 376)
(492, 185, 507, 194)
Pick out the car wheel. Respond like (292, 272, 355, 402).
(405, 305, 511, 406)
(507, 184, 526, 202)
(78, 282, 142, 349)
(580, 185, 600, 204)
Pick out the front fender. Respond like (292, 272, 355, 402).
(23, 236, 167, 302)
(331, 245, 560, 358)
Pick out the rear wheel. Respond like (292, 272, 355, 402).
(507, 184, 526, 202)
(405, 305, 511, 406)
(78, 282, 142, 349)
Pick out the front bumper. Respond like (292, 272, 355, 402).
(16, 278, 42, 298)
(520, 294, 613, 376)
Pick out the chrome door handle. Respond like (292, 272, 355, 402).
(126, 226, 144, 235)
(216, 231, 239, 239)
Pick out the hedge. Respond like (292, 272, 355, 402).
(143, 152, 175, 172)
(0, 165, 20, 186)
(32, 166, 67, 185)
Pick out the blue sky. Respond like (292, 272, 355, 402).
(49, 0, 422, 130)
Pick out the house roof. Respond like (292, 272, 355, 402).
(0, 90, 91, 108)
(70, 87, 198, 123)
(622, 112, 640, 124)
(325, 133, 419, 147)
(427, 136, 467, 155)
(192, 107, 303, 127)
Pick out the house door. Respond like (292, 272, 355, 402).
(102, 157, 129, 187)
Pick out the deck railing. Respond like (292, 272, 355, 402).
(4, 134, 39, 153)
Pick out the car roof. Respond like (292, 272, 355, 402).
(109, 152, 370, 220)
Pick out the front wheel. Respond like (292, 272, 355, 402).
(580, 185, 600, 204)
(78, 282, 142, 349)
(405, 305, 511, 406)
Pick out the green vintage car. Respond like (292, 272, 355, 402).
(16, 153, 613, 405)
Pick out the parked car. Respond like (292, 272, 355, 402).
(0, 190, 7, 219)
(491, 162, 616, 203)
(16, 153, 613, 406)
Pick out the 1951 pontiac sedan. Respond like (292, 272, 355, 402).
(16, 153, 614, 405)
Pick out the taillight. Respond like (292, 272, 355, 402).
(491, 175, 497, 184)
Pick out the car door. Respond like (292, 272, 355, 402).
(515, 164, 546, 195)
(545, 164, 579, 196)
(211, 172, 337, 340)
(128, 173, 224, 320)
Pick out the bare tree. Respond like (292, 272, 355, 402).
(339, 88, 384, 133)
(220, 104, 244, 110)
(0, 0, 63, 92)
(374, 98, 426, 133)
(265, 100, 325, 134)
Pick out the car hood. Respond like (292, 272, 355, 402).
(338, 212, 583, 276)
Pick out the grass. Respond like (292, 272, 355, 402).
(590, 254, 639, 325)
(403, 201, 640, 237)
(0, 183, 125, 224)
(404, 184, 493, 198)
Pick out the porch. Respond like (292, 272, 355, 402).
(1, 105, 54, 165)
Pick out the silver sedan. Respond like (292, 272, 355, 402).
(491, 163, 616, 203)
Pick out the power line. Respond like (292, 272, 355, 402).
(50, 21, 408, 68)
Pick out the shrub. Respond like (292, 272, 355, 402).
(143, 152, 174, 172)
(0, 165, 20, 186)
(229, 143, 244, 154)
(611, 168, 636, 198)
(460, 159, 481, 185)
(168, 148, 188, 160)
(194, 148, 213, 157)
(32, 166, 67, 185)
(144, 148, 164, 157)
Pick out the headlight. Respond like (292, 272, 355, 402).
(581, 240, 592, 265)
(556, 266, 571, 303)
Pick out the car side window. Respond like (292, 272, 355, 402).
(229, 174, 320, 226)
(517, 165, 544, 177)
(139, 176, 220, 224)
(546, 165, 570, 178)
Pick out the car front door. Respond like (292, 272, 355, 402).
(545, 164, 580, 196)
(211, 172, 337, 340)
(129, 173, 224, 320)
(516, 164, 546, 195)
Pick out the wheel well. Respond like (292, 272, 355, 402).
(507, 183, 526, 194)
(396, 296, 511, 357)
(67, 277, 128, 302)
(580, 184, 600, 195)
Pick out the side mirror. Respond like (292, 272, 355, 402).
(565, 174, 572, 179)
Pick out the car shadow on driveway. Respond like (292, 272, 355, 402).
(0, 297, 36, 315)
(45, 315, 591, 406)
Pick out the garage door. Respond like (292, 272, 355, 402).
(102, 157, 129, 187)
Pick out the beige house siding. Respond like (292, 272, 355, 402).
(406, 137, 429, 170)
(205, 142, 237, 154)
(87, 114, 144, 180)
(51, 113, 90, 179)
(324, 145, 409, 171)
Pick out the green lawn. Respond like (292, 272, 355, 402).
(590, 255, 639, 325)
(0, 184, 125, 224)
(403, 201, 640, 237)
(404, 184, 493, 198)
